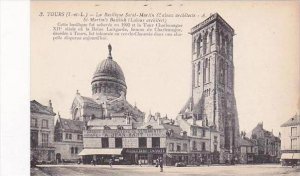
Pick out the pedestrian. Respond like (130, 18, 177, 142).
(138, 159, 142, 167)
(207, 157, 211, 167)
(109, 158, 113, 168)
(156, 158, 159, 167)
(159, 157, 163, 172)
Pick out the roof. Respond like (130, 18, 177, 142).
(87, 118, 131, 127)
(92, 45, 126, 87)
(240, 137, 255, 146)
(58, 118, 84, 132)
(281, 114, 300, 127)
(190, 13, 234, 35)
(30, 100, 56, 116)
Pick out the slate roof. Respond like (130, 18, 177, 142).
(281, 114, 300, 127)
(163, 123, 188, 139)
(58, 118, 85, 132)
(240, 137, 255, 146)
(87, 118, 131, 127)
(30, 100, 56, 116)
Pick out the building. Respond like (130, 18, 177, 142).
(239, 131, 258, 164)
(280, 114, 300, 166)
(176, 113, 220, 164)
(251, 123, 281, 163)
(30, 100, 56, 163)
(54, 113, 85, 163)
(179, 13, 240, 163)
(77, 45, 214, 166)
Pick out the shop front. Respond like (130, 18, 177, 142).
(166, 153, 189, 166)
(122, 148, 166, 165)
(79, 148, 123, 164)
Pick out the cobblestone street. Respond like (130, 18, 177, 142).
(31, 164, 300, 176)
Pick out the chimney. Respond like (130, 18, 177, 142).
(48, 100, 53, 111)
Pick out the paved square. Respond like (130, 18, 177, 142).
(31, 164, 300, 176)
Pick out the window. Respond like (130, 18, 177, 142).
(42, 119, 48, 128)
(176, 143, 181, 151)
(139, 137, 147, 148)
(192, 128, 197, 136)
(31, 130, 38, 148)
(214, 136, 218, 143)
(202, 142, 206, 151)
(31, 118, 37, 127)
(77, 134, 82, 140)
(291, 127, 297, 136)
(115, 138, 122, 148)
(202, 129, 206, 137)
(151, 137, 160, 148)
(117, 125, 124, 130)
(71, 147, 74, 154)
(291, 138, 297, 150)
(41, 133, 49, 147)
(65, 133, 72, 140)
(75, 147, 78, 154)
(192, 141, 197, 151)
(102, 138, 109, 148)
(214, 144, 217, 151)
(183, 143, 187, 152)
(169, 143, 174, 151)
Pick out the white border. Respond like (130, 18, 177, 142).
(0, 0, 30, 175)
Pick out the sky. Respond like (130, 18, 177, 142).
(31, 1, 300, 136)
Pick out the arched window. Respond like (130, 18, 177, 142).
(209, 30, 213, 52)
(203, 33, 207, 55)
(197, 62, 201, 86)
(197, 35, 201, 56)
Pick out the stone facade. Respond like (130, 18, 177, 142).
(30, 100, 56, 163)
(54, 115, 84, 162)
(251, 123, 281, 163)
(280, 114, 300, 165)
(239, 132, 258, 164)
(179, 13, 240, 163)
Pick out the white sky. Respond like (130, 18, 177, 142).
(31, 1, 300, 136)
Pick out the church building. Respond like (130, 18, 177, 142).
(178, 13, 240, 163)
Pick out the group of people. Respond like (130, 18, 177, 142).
(91, 158, 113, 167)
(138, 157, 164, 172)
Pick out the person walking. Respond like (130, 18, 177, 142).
(109, 158, 113, 168)
(138, 159, 142, 167)
(159, 157, 163, 172)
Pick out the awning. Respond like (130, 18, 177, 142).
(78, 148, 123, 156)
(281, 153, 294, 159)
(292, 153, 300, 159)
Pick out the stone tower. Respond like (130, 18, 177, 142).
(189, 13, 240, 162)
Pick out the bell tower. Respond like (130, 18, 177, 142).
(190, 13, 240, 163)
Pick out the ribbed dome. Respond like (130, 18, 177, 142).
(92, 58, 126, 86)
(91, 44, 126, 87)
(91, 45, 127, 101)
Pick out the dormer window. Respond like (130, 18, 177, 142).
(146, 125, 153, 129)
(104, 125, 111, 130)
(117, 125, 124, 130)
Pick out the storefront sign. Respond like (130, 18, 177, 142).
(123, 148, 166, 154)
(83, 129, 167, 138)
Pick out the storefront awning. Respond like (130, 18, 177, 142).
(78, 148, 123, 156)
(281, 153, 294, 159)
(292, 153, 300, 159)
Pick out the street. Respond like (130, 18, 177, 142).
(31, 164, 300, 176)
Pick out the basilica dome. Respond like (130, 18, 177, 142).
(91, 44, 127, 101)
